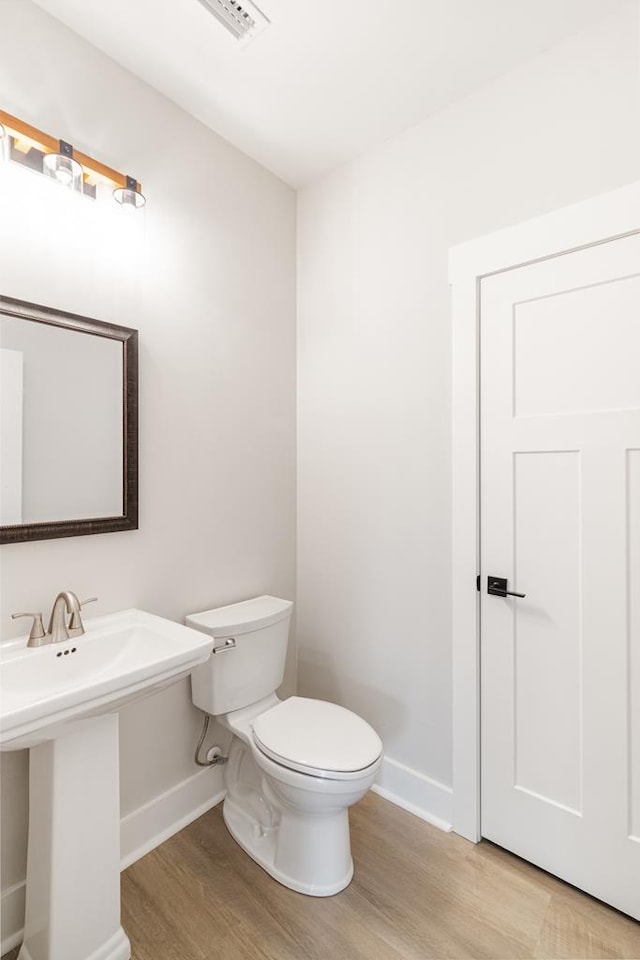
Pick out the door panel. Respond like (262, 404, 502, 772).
(480, 232, 640, 920)
(513, 450, 582, 814)
(513, 275, 640, 418)
(630, 449, 640, 841)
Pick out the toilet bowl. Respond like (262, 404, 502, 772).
(187, 597, 383, 896)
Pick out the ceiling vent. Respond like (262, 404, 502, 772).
(195, 0, 270, 44)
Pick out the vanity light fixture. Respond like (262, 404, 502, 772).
(43, 139, 83, 192)
(0, 110, 145, 209)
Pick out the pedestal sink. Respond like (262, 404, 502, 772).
(0, 609, 215, 960)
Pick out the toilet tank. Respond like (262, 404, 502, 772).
(187, 596, 293, 715)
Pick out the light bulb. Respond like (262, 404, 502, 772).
(54, 166, 73, 186)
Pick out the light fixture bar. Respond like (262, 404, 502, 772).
(0, 110, 143, 193)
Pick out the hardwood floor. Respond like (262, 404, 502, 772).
(4, 793, 640, 959)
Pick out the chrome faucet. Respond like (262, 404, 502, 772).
(12, 592, 97, 647)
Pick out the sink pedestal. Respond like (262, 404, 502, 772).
(1, 607, 215, 958)
(19, 714, 130, 960)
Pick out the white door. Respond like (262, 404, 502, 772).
(480, 232, 640, 919)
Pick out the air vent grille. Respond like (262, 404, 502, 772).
(195, 0, 270, 42)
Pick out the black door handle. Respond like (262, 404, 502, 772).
(487, 576, 526, 599)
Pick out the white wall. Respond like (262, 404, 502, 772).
(297, 1, 640, 825)
(0, 1, 296, 947)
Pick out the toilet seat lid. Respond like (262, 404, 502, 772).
(252, 696, 382, 778)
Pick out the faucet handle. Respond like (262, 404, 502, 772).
(12, 612, 47, 646)
(68, 597, 97, 632)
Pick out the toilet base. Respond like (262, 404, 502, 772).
(222, 794, 354, 897)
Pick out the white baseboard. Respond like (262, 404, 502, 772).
(1, 766, 226, 954)
(1, 880, 26, 956)
(372, 755, 453, 832)
(120, 765, 226, 869)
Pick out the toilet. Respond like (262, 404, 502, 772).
(187, 596, 383, 897)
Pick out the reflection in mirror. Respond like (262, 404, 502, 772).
(0, 297, 138, 543)
(1, 318, 123, 523)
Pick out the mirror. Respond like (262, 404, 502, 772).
(0, 296, 138, 544)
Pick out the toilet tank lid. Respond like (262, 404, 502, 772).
(185, 596, 293, 637)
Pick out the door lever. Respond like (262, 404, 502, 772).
(487, 576, 526, 599)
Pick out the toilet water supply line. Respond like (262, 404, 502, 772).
(194, 713, 228, 767)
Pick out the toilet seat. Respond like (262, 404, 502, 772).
(252, 696, 382, 780)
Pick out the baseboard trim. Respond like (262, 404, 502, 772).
(120, 765, 226, 869)
(372, 755, 452, 832)
(1, 767, 226, 954)
(1, 880, 26, 956)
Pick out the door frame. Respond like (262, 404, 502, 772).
(448, 181, 640, 842)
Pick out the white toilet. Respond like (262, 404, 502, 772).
(187, 596, 383, 897)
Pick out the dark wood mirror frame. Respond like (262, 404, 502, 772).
(0, 296, 138, 544)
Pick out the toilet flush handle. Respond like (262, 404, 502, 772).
(212, 637, 236, 654)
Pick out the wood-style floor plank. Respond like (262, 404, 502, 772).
(4, 792, 639, 959)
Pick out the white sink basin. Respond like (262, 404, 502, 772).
(2, 607, 216, 960)
(0, 608, 214, 751)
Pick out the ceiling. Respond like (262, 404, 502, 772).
(33, 0, 627, 187)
